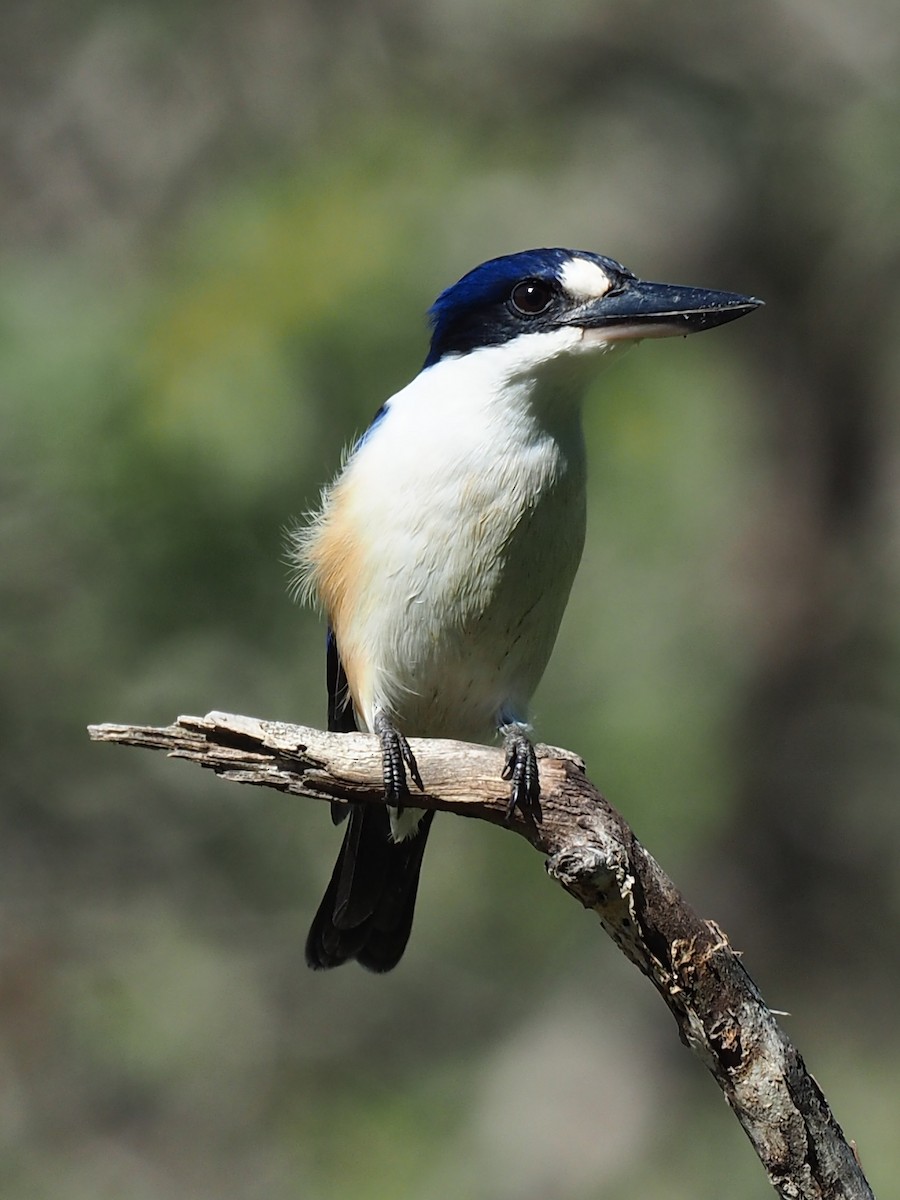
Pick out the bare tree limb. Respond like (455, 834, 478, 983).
(88, 711, 874, 1200)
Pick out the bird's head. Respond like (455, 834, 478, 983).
(424, 248, 761, 372)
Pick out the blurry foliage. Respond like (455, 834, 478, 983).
(1, 1, 899, 1197)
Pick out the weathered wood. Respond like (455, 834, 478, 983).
(89, 711, 874, 1200)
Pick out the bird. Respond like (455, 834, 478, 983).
(293, 247, 761, 972)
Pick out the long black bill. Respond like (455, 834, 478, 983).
(580, 278, 763, 341)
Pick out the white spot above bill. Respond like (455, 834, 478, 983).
(559, 257, 614, 302)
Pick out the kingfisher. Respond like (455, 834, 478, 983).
(293, 247, 761, 971)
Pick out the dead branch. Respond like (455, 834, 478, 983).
(88, 711, 874, 1200)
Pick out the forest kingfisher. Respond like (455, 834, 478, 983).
(293, 247, 761, 971)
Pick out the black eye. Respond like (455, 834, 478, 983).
(510, 278, 555, 316)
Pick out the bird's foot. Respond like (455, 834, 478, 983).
(374, 712, 423, 806)
(500, 723, 541, 821)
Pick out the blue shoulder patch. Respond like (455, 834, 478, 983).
(353, 401, 388, 450)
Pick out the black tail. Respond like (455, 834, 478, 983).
(305, 805, 434, 972)
(310, 628, 433, 970)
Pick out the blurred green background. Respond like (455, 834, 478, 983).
(3, 2, 899, 1196)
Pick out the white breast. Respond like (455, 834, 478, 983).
(298, 333, 591, 743)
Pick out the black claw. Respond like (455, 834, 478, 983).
(500, 725, 541, 821)
(374, 712, 423, 805)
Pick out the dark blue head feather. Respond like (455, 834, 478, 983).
(424, 248, 629, 367)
